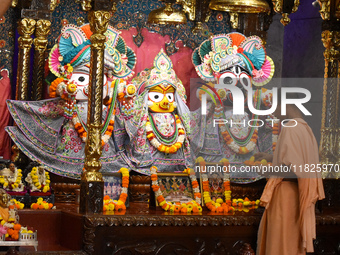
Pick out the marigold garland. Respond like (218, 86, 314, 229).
(6, 224, 21, 240)
(30, 167, 51, 193)
(197, 157, 260, 213)
(146, 115, 185, 154)
(49, 77, 65, 98)
(30, 197, 53, 210)
(72, 108, 116, 147)
(103, 168, 129, 212)
(244, 156, 272, 167)
(217, 89, 262, 155)
(9, 199, 24, 210)
(151, 166, 202, 213)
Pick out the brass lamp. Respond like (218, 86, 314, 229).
(148, 1, 187, 24)
(209, 0, 271, 14)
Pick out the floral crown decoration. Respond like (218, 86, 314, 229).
(192, 32, 275, 87)
(134, 49, 187, 103)
(47, 24, 136, 84)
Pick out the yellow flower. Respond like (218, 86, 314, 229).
(261, 159, 268, 165)
(195, 157, 205, 163)
(216, 198, 223, 204)
(108, 203, 115, 211)
(66, 64, 73, 73)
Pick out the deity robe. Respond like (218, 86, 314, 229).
(257, 118, 325, 255)
(190, 100, 274, 183)
(6, 99, 132, 179)
(0, 207, 8, 222)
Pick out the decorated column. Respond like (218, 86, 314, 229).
(16, 18, 36, 100)
(80, 9, 111, 214)
(317, 0, 340, 179)
(319, 31, 340, 169)
(32, 19, 51, 100)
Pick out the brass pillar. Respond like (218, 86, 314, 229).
(320, 30, 340, 178)
(80, 10, 110, 214)
(32, 19, 51, 100)
(16, 18, 36, 101)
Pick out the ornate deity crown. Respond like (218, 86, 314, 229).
(134, 49, 187, 103)
(48, 24, 136, 80)
(192, 32, 275, 86)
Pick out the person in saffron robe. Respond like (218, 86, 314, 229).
(255, 93, 325, 255)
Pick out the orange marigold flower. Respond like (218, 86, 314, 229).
(13, 224, 21, 231)
(157, 195, 165, 203)
(152, 185, 159, 191)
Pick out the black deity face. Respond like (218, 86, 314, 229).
(217, 65, 251, 106)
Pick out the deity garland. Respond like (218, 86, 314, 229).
(6, 24, 137, 179)
(124, 49, 194, 174)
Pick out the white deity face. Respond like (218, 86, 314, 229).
(218, 65, 252, 91)
(69, 72, 108, 101)
(214, 65, 251, 104)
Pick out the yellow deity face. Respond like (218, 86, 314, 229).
(148, 84, 175, 113)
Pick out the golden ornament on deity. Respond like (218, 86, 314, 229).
(67, 83, 77, 93)
(148, 84, 175, 113)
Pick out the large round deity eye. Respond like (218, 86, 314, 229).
(239, 72, 252, 90)
(219, 72, 237, 86)
(148, 92, 164, 103)
(166, 93, 174, 102)
(70, 73, 89, 87)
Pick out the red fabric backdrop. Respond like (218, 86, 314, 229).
(120, 28, 199, 103)
(0, 69, 11, 159)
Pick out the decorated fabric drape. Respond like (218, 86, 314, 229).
(0, 69, 11, 159)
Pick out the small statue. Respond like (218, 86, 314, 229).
(25, 165, 51, 193)
(0, 189, 10, 222)
(125, 49, 193, 174)
(0, 162, 24, 192)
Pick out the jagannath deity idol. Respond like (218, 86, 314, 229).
(6, 24, 137, 179)
(124, 49, 193, 174)
(191, 32, 276, 180)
